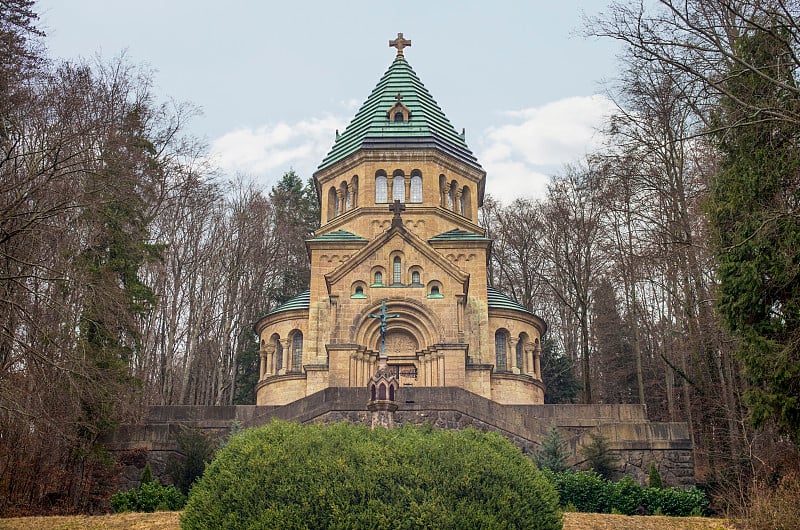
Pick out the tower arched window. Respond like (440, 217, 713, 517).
(495, 330, 508, 372)
(516, 338, 524, 372)
(375, 172, 387, 203)
(373, 271, 383, 286)
(392, 170, 405, 202)
(291, 332, 303, 373)
(393, 256, 402, 285)
(410, 172, 422, 203)
(411, 271, 420, 284)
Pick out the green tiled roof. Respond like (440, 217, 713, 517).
(268, 290, 310, 315)
(308, 229, 367, 242)
(429, 229, 489, 242)
(487, 287, 533, 315)
(317, 56, 480, 172)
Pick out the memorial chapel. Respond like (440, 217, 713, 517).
(254, 34, 547, 406)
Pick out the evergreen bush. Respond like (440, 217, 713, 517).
(181, 421, 562, 529)
(647, 462, 663, 489)
(166, 427, 216, 495)
(534, 426, 570, 473)
(110, 481, 186, 513)
(546, 470, 707, 516)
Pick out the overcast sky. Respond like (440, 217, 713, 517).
(36, 1, 621, 203)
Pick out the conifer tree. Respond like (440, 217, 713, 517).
(708, 25, 800, 443)
(535, 426, 570, 473)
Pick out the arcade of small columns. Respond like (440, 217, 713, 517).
(257, 336, 543, 386)
(346, 349, 448, 387)
(499, 334, 542, 378)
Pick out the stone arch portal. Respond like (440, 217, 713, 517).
(353, 299, 444, 353)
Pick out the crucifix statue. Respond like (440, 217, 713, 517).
(389, 32, 411, 59)
(368, 300, 400, 366)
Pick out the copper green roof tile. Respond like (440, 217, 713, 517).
(428, 229, 489, 242)
(308, 230, 368, 242)
(268, 290, 310, 315)
(317, 56, 481, 172)
(487, 287, 533, 315)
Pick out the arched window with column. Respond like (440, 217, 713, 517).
(461, 185, 472, 218)
(375, 171, 387, 203)
(290, 331, 303, 372)
(517, 332, 529, 373)
(327, 187, 337, 221)
(273, 334, 283, 372)
(392, 170, 405, 202)
(495, 330, 509, 372)
(410, 170, 422, 203)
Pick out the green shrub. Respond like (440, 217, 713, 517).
(647, 462, 663, 489)
(110, 481, 186, 513)
(546, 470, 707, 516)
(181, 421, 562, 529)
(166, 427, 216, 495)
(580, 433, 618, 479)
(535, 426, 570, 473)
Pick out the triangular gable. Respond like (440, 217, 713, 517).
(324, 224, 469, 294)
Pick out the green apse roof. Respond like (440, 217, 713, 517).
(308, 230, 368, 242)
(317, 54, 481, 172)
(428, 229, 490, 242)
(487, 287, 533, 315)
(268, 290, 310, 315)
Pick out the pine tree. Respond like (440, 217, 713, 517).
(534, 426, 570, 473)
(708, 25, 800, 443)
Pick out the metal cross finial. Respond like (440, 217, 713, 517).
(389, 33, 411, 58)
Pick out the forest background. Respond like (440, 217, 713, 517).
(1, 0, 799, 518)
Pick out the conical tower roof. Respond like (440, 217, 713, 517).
(316, 43, 481, 173)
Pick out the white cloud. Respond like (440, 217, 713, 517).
(478, 95, 615, 204)
(210, 115, 346, 185)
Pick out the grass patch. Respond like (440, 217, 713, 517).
(0, 512, 734, 529)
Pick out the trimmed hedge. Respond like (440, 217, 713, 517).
(544, 470, 708, 516)
(181, 421, 562, 529)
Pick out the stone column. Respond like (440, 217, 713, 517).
(535, 345, 542, 377)
(509, 337, 520, 374)
(259, 350, 266, 379)
(418, 355, 426, 386)
(350, 354, 358, 386)
(387, 175, 394, 202)
(455, 295, 466, 344)
(404, 175, 411, 202)
(437, 354, 445, 386)
(455, 189, 463, 215)
(525, 345, 534, 376)
(280, 338, 290, 375)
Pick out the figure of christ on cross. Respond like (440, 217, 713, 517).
(368, 300, 400, 366)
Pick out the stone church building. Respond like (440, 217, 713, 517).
(255, 34, 545, 407)
(108, 36, 695, 489)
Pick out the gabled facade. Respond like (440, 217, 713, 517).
(254, 35, 546, 406)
